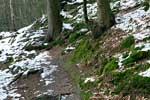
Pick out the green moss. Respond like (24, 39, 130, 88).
(111, 66, 150, 98)
(121, 35, 135, 48)
(72, 38, 94, 63)
(82, 91, 92, 100)
(73, 22, 87, 31)
(112, 69, 134, 85)
(134, 64, 150, 72)
(122, 52, 129, 58)
(143, 36, 150, 41)
(51, 37, 65, 46)
(122, 50, 150, 67)
(134, 45, 145, 51)
(79, 77, 100, 90)
(143, 1, 150, 11)
(69, 32, 83, 43)
(63, 60, 80, 83)
(102, 58, 119, 74)
(127, 74, 150, 97)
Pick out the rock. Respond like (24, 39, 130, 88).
(32, 95, 60, 100)
(4, 57, 14, 64)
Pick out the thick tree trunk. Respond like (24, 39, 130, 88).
(47, 0, 62, 41)
(92, 0, 115, 38)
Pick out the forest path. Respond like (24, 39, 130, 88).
(0, 24, 80, 99)
(11, 47, 80, 100)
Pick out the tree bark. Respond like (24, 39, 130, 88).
(83, 0, 89, 24)
(97, 0, 115, 28)
(47, 0, 62, 41)
(10, 0, 16, 31)
(92, 0, 115, 38)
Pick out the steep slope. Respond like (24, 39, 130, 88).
(0, 0, 149, 100)
(57, 0, 150, 99)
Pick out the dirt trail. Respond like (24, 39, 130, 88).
(10, 47, 80, 100)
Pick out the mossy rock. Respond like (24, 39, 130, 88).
(24, 43, 49, 51)
(32, 95, 59, 100)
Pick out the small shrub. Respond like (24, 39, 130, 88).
(52, 37, 64, 46)
(122, 52, 129, 58)
(134, 64, 150, 72)
(72, 39, 94, 62)
(112, 69, 150, 98)
(143, 1, 150, 11)
(143, 36, 150, 41)
(112, 69, 134, 86)
(102, 58, 119, 74)
(134, 45, 145, 51)
(73, 22, 87, 31)
(122, 50, 150, 67)
(82, 91, 92, 100)
(126, 74, 150, 97)
(69, 32, 83, 43)
(121, 35, 135, 48)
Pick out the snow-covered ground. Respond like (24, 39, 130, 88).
(0, 23, 57, 99)
(112, 0, 150, 76)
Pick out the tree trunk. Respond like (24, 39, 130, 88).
(47, 0, 62, 41)
(83, 0, 89, 24)
(92, 0, 115, 38)
(10, 0, 16, 31)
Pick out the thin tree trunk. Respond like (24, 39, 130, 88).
(83, 0, 89, 24)
(10, 0, 16, 31)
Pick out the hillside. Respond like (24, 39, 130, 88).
(58, 0, 150, 99)
(0, 0, 149, 100)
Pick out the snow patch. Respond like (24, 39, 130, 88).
(120, 0, 144, 10)
(63, 23, 74, 30)
(139, 68, 150, 77)
(17, 23, 35, 33)
(61, 10, 73, 18)
(84, 76, 96, 83)
(135, 43, 150, 51)
(114, 7, 150, 33)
